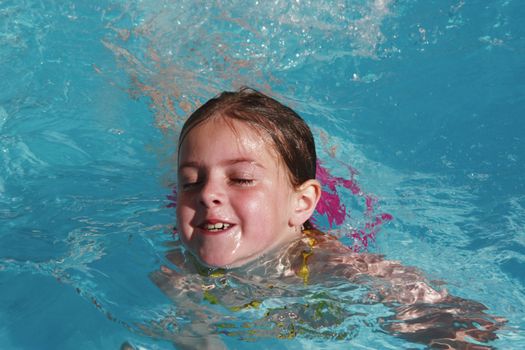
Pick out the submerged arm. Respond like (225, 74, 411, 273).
(302, 236, 505, 349)
(384, 295, 505, 349)
(357, 255, 505, 349)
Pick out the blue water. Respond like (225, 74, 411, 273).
(1, 0, 524, 349)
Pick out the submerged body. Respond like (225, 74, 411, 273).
(153, 230, 503, 349)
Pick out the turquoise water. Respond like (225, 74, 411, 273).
(1, 1, 524, 349)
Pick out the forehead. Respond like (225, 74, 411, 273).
(178, 116, 279, 162)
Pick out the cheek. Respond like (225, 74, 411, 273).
(234, 190, 284, 223)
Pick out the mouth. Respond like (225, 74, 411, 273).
(199, 222, 234, 234)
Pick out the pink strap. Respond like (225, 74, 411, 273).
(314, 160, 392, 251)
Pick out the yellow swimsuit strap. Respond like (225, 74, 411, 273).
(297, 229, 324, 285)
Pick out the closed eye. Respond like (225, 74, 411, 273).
(231, 178, 254, 186)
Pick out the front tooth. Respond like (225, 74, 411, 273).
(205, 223, 230, 230)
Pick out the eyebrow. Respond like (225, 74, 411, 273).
(178, 158, 266, 170)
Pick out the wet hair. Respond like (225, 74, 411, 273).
(178, 87, 317, 228)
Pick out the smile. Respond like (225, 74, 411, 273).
(201, 222, 232, 232)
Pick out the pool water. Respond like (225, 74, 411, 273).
(1, 0, 524, 349)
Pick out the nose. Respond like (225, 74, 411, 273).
(198, 177, 224, 208)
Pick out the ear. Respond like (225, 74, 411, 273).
(289, 179, 322, 227)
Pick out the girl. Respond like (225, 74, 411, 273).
(152, 87, 503, 349)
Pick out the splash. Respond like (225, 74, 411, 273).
(100, 0, 395, 130)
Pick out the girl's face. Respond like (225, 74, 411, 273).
(176, 117, 302, 268)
